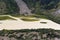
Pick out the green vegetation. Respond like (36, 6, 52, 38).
(0, 29, 60, 40)
(23, 0, 59, 10)
(0, 29, 58, 35)
(21, 17, 39, 21)
(14, 14, 48, 21)
(0, 16, 16, 20)
(0, 0, 19, 15)
(0, 0, 60, 24)
(31, 14, 48, 19)
(23, 0, 60, 24)
(15, 14, 48, 19)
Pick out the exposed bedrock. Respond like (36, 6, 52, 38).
(50, 9, 60, 24)
(15, 0, 31, 15)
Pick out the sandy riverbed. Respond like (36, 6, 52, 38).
(0, 19, 60, 30)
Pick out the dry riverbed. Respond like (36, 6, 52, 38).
(0, 19, 60, 30)
(0, 15, 60, 30)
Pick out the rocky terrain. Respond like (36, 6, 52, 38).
(0, 29, 60, 40)
(15, 0, 31, 15)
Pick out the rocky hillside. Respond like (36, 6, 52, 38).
(15, 0, 31, 15)
(0, 0, 60, 24)
(0, 29, 60, 40)
(22, 0, 60, 24)
(0, 0, 19, 15)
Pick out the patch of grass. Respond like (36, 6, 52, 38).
(0, 16, 16, 20)
(13, 14, 48, 19)
(18, 14, 48, 21)
(20, 16, 35, 19)
(21, 17, 39, 21)
(30, 14, 48, 19)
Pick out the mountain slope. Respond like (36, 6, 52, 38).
(0, 0, 19, 15)
(15, 0, 31, 15)
(18, 0, 60, 24)
(0, 0, 60, 24)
